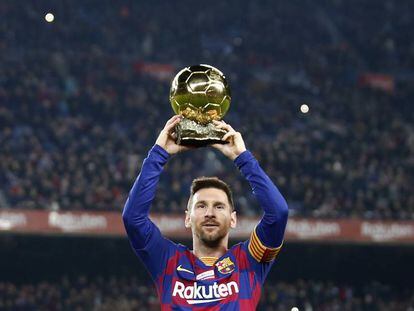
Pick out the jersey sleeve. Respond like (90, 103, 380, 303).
(248, 225, 283, 263)
(234, 150, 289, 282)
(122, 144, 177, 280)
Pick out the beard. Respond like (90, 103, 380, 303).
(196, 223, 229, 248)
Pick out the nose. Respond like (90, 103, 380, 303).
(204, 205, 216, 218)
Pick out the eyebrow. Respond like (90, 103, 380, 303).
(195, 200, 227, 206)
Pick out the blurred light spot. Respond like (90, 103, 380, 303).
(45, 13, 54, 23)
(333, 161, 343, 172)
(300, 104, 309, 114)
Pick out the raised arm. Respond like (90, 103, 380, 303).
(234, 150, 289, 256)
(122, 144, 170, 250)
(122, 115, 191, 278)
(212, 120, 289, 263)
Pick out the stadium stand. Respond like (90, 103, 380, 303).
(1, 1, 413, 219)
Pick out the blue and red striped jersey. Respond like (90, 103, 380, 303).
(123, 145, 289, 310)
(150, 238, 282, 310)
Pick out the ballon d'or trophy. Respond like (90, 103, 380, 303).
(169, 64, 231, 146)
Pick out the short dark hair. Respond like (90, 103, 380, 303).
(187, 177, 235, 211)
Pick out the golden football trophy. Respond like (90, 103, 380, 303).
(169, 64, 231, 146)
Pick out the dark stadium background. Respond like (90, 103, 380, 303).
(2, 235, 414, 285)
(2, 235, 414, 309)
(1, 0, 413, 310)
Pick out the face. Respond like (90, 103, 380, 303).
(185, 187, 237, 247)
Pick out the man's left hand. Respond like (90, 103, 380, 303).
(211, 120, 247, 160)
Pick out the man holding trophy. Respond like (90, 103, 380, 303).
(123, 65, 289, 310)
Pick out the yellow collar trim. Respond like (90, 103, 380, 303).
(199, 256, 218, 266)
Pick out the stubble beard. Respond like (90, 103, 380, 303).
(197, 224, 229, 248)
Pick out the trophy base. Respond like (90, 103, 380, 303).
(175, 118, 227, 147)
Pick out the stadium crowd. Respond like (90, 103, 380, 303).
(1, 0, 413, 219)
(0, 276, 412, 311)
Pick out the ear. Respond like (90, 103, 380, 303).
(184, 210, 191, 228)
(230, 210, 237, 229)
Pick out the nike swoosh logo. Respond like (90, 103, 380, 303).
(177, 265, 194, 274)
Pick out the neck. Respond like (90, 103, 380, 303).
(192, 235, 229, 259)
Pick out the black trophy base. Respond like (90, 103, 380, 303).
(175, 118, 227, 147)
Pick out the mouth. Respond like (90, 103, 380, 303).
(202, 223, 219, 228)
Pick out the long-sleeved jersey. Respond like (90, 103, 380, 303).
(122, 145, 289, 310)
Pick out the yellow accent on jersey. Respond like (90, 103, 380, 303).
(199, 256, 218, 266)
(248, 226, 282, 263)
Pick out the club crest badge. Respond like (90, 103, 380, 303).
(215, 257, 235, 274)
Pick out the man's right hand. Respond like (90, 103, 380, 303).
(155, 115, 193, 155)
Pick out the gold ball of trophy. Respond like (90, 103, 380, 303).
(169, 64, 231, 146)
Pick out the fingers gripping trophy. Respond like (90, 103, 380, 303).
(169, 64, 231, 147)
